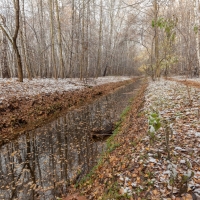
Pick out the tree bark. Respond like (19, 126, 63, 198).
(20, 0, 32, 80)
(194, 0, 200, 76)
(96, 0, 103, 78)
(1, 18, 10, 78)
(80, 0, 86, 80)
(49, 0, 57, 79)
(154, 0, 159, 80)
(12, 0, 23, 82)
(69, 0, 75, 78)
(0, 0, 23, 81)
(55, 0, 64, 78)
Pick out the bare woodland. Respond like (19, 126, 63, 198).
(1, 1, 200, 199)
(0, 0, 200, 82)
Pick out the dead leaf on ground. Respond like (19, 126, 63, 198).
(63, 193, 87, 200)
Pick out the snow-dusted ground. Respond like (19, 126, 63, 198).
(0, 76, 131, 102)
(119, 79, 200, 199)
(144, 80, 200, 198)
(173, 76, 200, 83)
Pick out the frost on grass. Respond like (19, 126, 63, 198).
(0, 76, 131, 103)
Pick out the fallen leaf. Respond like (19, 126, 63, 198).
(63, 193, 87, 200)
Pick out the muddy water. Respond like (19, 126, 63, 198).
(0, 80, 141, 200)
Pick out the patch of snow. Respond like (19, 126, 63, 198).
(149, 125, 155, 133)
(163, 170, 171, 175)
(174, 76, 200, 83)
(168, 163, 178, 178)
(131, 182, 137, 187)
(184, 170, 193, 178)
(195, 132, 200, 137)
(143, 78, 200, 198)
(149, 157, 157, 163)
(174, 147, 187, 152)
(0, 76, 132, 101)
(180, 160, 186, 164)
(120, 187, 132, 195)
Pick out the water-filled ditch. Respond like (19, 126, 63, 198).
(0, 79, 141, 200)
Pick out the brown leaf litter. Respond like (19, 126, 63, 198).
(66, 82, 148, 200)
(0, 79, 137, 145)
(167, 77, 200, 89)
(65, 78, 200, 200)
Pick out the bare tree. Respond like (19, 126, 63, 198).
(55, 0, 65, 78)
(1, 16, 10, 78)
(49, 0, 57, 79)
(0, 0, 23, 82)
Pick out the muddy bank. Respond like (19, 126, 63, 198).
(0, 78, 137, 143)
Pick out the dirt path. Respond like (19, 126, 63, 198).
(0, 78, 137, 145)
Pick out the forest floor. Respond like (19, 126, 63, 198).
(65, 78, 200, 200)
(0, 76, 134, 145)
(167, 76, 200, 88)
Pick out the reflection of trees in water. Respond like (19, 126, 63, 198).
(0, 80, 140, 199)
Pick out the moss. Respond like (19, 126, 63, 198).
(77, 98, 133, 189)
(101, 182, 128, 200)
(75, 81, 148, 199)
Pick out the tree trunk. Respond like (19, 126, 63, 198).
(20, 0, 32, 80)
(80, 0, 86, 80)
(194, 0, 200, 76)
(1, 25, 10, 78)
(96, 0, 103, 78)
(13, 41, 23, 82)
(13, 0, 23, 82)
(69, 0, 75, 78)
(49, 0, 57, 79)
(154, 0, 159, 80)
(55, 0, 64, 78)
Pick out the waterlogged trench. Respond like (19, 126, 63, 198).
(0, 80, 142, 200)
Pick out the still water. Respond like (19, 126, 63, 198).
(0, 80, 141, 200)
